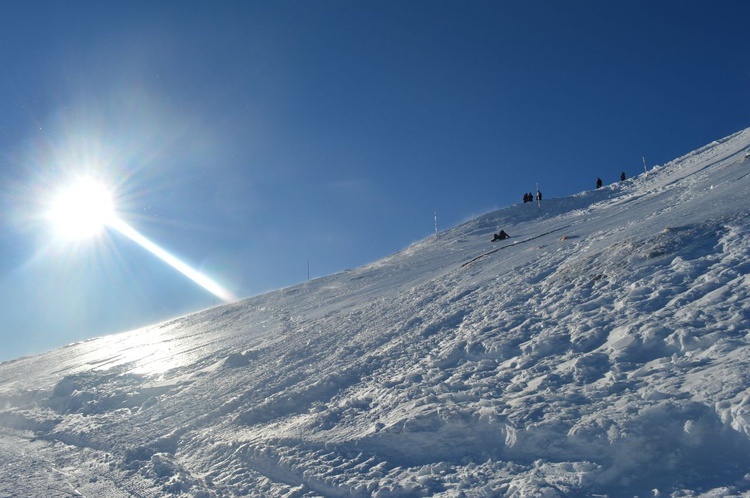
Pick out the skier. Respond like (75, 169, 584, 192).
(523, 193, 529, 203)
(596, 177, 603, 189)
(536, 190, 542, 201)
(620, 171, 626, 181)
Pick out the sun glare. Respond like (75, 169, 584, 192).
(42, 175, 235, 302)
(48, 177, 115, 240)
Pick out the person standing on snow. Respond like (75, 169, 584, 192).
(621, 172, 626, 181)
(596, 177, 603, 189)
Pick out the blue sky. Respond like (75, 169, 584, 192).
(0, 1, 748, 362)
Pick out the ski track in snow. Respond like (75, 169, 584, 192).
(1, 128, 750, 496)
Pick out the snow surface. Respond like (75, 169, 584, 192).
(2, 129, 750, 497)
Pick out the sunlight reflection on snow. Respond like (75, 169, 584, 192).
(92, 326, 182, 376)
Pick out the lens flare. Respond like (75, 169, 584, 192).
(108, 218, 236, 302)
(45, 176, 235, 303)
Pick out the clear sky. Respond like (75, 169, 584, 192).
(0, 0, 748, 362)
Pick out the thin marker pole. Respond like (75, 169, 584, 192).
(536, 183, 541, 210)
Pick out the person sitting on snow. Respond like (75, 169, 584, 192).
(492, 230, 510, 241)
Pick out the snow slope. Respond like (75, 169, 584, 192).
(2, 129, 750, 497)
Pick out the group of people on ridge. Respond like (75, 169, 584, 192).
(498, 171, 628, 242)
(522, 191, 542, 203)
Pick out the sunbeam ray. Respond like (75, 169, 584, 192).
(108, 218, 235, 302)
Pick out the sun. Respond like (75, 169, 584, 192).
(47, 177, 116, 240)
(40, 174, 235, 301)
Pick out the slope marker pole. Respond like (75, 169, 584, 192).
(536, 183, 541, 210)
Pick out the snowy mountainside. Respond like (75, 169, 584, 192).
(2, 129, 750, 496)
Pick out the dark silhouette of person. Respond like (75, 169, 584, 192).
(523, 193, 529, 203)
(492, 230, 510, 241)
(620, 171, 626, 181)
(596, 177, 603, 189)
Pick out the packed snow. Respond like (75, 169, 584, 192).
(2, 128, 750, 497)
